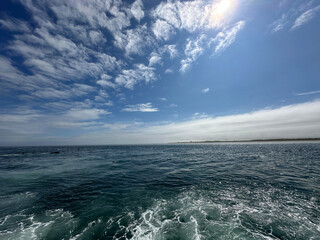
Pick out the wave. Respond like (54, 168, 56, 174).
(106, 187, 320, 240)
(1, 186, 319, 239)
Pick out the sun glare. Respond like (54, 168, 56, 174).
(209, 0, 235, 27)
(216, 0, 232, 15)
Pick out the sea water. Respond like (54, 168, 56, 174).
(0, 143, 319, 239)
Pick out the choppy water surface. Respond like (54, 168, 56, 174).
(0, 143, 320, 240)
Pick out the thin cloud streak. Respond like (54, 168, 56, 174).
(291, 5, 320, 30)
(295, 90, 320, 96)
(202, 88, 210, 93)
(122, 103, 159, 112)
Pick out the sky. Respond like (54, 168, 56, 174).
(0, 0, 320, 146)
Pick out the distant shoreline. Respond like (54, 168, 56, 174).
(171, 138, 320, 144)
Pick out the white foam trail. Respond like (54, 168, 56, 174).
(190, 216, 201, 240)
(69, 220, 99, 240)
(0, 209, 78, 240)
(115, 187, 320, 239)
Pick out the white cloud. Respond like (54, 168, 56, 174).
(115, 64, 156, 89)
(212, 21, 245, 54)
(2, 21, 118, 92)
(102, 122, 143, 131)
(149, 53, 162, 66)
(295, 90, 320, 96)
(103, 101, 114, 106)
(0, 56, 26, 86)
(0, 0, 246, 109)
(169, 103, 178, 107)
(94, 89, 109, 102)
(152, 1, 181, 29)
(97, 74, 116, 89)
(176, 0, 210, 31)
(64, 108, 110, 121)
(202, 88, 210, 93)
(131, 0, 144, 22)
(151, 0, 237, 34)
(192, 112, 209, 119)
(160, 44, 179, 59)
(270, 2, 319, 33)
(152, 19, 175, 41)
(114, 24, 153, 56)
(180, 34, 207, 73)
(122, 103, 159, 112)
(167, 45, 178, 58)
(0, 18, 31, 32)
(31, 84, 95, 100)
(0, 106, 111, 144)
(47, 0, 131, 32)
(165, 68, 173, 74)
(291, 5, 320, 30)
(270, 14, 289, 33)
(159, 97, 167, 101)
(89, 30, 106, 45)
(0, 0, 121, 93)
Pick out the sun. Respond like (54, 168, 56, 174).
(215, 0, 232, 15)
(209, 0, 235, 27)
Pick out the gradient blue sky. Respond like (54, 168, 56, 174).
(0, 0, 320, 145)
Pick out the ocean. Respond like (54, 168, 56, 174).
(0, 143, 319, 240)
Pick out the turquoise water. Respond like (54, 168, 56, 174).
(0, 143, 319, 239)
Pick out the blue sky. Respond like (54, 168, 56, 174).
(0, 0, 320, 145)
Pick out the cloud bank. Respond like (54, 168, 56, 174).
(1, 100, 319, 145)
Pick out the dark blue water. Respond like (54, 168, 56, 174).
(0, 143, 320, 239)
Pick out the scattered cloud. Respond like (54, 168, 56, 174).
(180, 34, 207, 73)
(202, 88, 210, 93)
(151, 0, 237, 33)
(159, 97, 167, 101)
(2, 0, 315, 146)
(291, 5, 320, 30)
(212, 21, 245, 54)
(0, 18, 31, 32)
(270, 2, 320, 33)
(270, 14, 289, 33)
(0, 0, 245, 106)
(164, 45, 179, 59)
(89, 30, 106, 45)
(32, 84, 95, 100)
(103, 101, 114, 107)
(64, 108, 110, 121)
(97, 74, 116, 89)
(0, 106, 111, 144)
(114, 24, 154, 56)
(165, 69, 173, 74)
(169, 104, 178, 107)
(122, 103, 159, 112)
(131, 0, 145, 22)
(152, 19, 175, 41)
(149, 53, 162, 66)
(94, 90, 109, 102)
(192, 112, 209, 119)
(115, 64, 156, 89)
